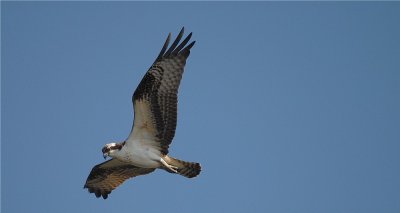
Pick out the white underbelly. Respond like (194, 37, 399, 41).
(121, 142, 162, 168)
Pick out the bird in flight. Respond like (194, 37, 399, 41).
(84, 28, 201, 199)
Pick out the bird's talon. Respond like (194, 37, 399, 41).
(170, 166, 178, 173)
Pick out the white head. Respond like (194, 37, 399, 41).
(101, 142, 126, 159)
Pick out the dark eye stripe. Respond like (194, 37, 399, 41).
(101, 142, 125, 153)
(110, 146, 119, 150)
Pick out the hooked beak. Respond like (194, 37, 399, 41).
(103, 153, 108, 160)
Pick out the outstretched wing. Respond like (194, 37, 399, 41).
(84, 159, 155, 199)
(128, 27, 195, 155)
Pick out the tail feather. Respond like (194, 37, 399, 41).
(165, 156, 201, 178)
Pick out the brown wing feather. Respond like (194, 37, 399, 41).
(130, 27, 195, 155)
(84, 159, 155, 199)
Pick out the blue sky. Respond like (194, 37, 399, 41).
(2, 2, 400, 213)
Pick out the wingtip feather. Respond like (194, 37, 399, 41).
(155, 27, 195, 60)
(155, 32, 171, 61)
(164, 28, 185, 56)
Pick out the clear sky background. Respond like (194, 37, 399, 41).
(2, 2, 400, 213)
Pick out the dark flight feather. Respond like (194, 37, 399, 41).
(132, 27, 195, 155)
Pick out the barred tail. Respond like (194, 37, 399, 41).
(165, 156, 201, 178)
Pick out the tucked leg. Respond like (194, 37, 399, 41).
(160, 158, 178, 173)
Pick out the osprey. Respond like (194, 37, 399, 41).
(84, 28, 201, 199)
